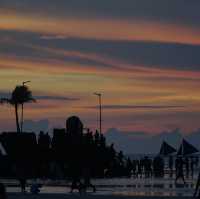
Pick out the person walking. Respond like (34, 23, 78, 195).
(169, 156, 174, 178)
(175, 157, 186, 184)
(19, 178, 27, 193)
(194, 171, 200, 198)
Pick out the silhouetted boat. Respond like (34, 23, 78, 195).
(177, 138, 199, 156)
(159, 141, 176, 156)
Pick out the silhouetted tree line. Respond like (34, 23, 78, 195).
(0, 116, 132, 180)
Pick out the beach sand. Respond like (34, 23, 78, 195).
(8, 193, 195, 199)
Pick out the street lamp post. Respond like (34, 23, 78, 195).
(21, 81, 31, 132)
(94, 92, 102, 134)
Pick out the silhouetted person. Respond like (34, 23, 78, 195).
(70, 176, 83, 194)
(175, 157, 186, 184)
(132, 160, 137, 178)
(94, 130, 100, 145)
(137, 160, 142, 178)
(144, 156, 152, 178)
(195, 157, 199, 168)
(191, 157, 195, 178)
(66, 116, 84, 193)
(194, 171, 200, 198)
(100, 134, 106, 148)
(66, 116, 83, 135)
(153, 156, 164, 178)
(169, 156, 173, 177)
(0, 183, 7, 199)
(30, 180, 42, 194)
(82, 167, 96, 193)
(19, 178, 27, 193)
(185, 157, 189, 178)
(126, 158, 133, 178)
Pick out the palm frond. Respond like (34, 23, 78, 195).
(12, 85, 36, 104)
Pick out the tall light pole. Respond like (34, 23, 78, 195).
(94, 92, 102, 134)
(21, 80, 31, 132)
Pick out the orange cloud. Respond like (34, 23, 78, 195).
(1, 12, 200, 45)
(1, 9, 200, 133)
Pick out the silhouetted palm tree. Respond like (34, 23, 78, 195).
(0, 85, 36, 133)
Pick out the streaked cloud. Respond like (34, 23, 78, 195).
(1, 30, 200, 74)
(0, 11, 200, 45)
(86, 105, 185, 110)
(0, 1, 200, 133)
(1, 0, 200, 28)
(35, 96, 79, 101)
(0, 91, 79, 102)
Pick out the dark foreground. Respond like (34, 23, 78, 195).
(7, 193, 195, 199)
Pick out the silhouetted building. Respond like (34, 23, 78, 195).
(0, 116, 125, 181)
(0, 132, 37, 178)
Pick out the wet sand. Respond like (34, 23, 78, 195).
(3, 176, 198, 198)
(7, 193, 195, 199)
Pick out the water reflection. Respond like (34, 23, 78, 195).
(4, 176, 197, 197)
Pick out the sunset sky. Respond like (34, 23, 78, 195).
(0, 1, 200, 134)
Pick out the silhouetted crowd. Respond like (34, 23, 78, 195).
(128, 156, 199, 180)
(0, 116, 133, 192)
(0, 116, 199, 194)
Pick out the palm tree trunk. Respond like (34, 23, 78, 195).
(15, 103, 21, 133)
(21, 103, 24, 133)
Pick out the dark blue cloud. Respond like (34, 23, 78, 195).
(86, 105, 185, 110)
(1, 30, 200, 71)
(35, 96, 79, 101)
(2, 0, 200, 28)
(0, 90, 79, 101)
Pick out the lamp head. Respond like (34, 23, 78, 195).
(23, 80, 31, 85)
(94, 92, 101, 96)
